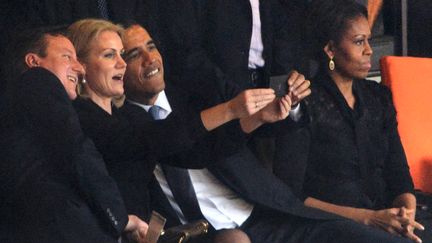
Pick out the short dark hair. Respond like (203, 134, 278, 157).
(122, 19, 140, 30)
(306, 0, 368, 64)
(3, 25, 67, 86)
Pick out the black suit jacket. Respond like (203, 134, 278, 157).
(160, 0, 303, 105)
(150, 142, 341, 225)
(205, 0, 300, 86)
(122, 84, 248, 166)
(132, 86, 340, 228)
(74, 86, 210, 221)
(118, 85, 245, 226)
(0, 68, 127, 242)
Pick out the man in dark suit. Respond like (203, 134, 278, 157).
(147, 0, 312, 168)
(0, 26, 147, 243)
(119, 24, 411, 243)
(156, 0, 304, 101)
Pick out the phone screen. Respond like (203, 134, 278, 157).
(269, 74, 289, 97)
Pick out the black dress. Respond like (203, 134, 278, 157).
(274, 71, 414, 210)
(73, 97, 208, 220)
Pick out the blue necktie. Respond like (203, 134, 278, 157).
(149, 105, 162, 120)
(149, 105, 205, 221)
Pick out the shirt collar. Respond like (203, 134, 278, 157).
(127, 90, 172, 114)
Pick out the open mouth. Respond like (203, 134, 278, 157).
(67, 75, 78, 84)
(144, 68, 160, 78)
(113, 74, 124, 81)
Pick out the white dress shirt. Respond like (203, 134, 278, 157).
(188, 169, 254, 229)
(290, 104, 302, 122)
(127, 90, 172, 119)
(130, 91, 254, 229)
(248, 0, 265, 69)
(130, 91, 299, 229)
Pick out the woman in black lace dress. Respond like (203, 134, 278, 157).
(274, 0, 427, 242)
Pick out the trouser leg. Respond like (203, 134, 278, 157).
(240, 208, 411, 243)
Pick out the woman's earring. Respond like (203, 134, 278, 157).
(328, 57, 335, 71)
(81, 77, 87, 84)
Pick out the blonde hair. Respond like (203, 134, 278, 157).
(67, 18, 124, 62)
(67, 19, 124, 98)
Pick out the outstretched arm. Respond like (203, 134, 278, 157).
(200, 88, 275, 131)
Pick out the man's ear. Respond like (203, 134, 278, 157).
(24, 53, 41, 68)
(323, 41, 336, 60)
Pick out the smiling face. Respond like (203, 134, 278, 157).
(36, 35, 84, 99)
(122, 25, 165, 104)
(82, 30, 126, 100)
(325, 16, 373, 81)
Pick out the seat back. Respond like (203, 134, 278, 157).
(380, 56, 432, 193)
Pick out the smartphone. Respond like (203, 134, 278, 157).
(269, 74, 289, 97)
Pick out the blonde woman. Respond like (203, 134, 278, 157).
(67, 18, 293, 243)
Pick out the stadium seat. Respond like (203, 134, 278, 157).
(380, 56, 432, 193)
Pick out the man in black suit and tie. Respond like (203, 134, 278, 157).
(119, 24, 411, 243)
(154, 0, 304, 102)
(0, 26, 147, 243)
(145, 0, 312, 168)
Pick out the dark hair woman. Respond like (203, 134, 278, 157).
(274, 0, 428, 242)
